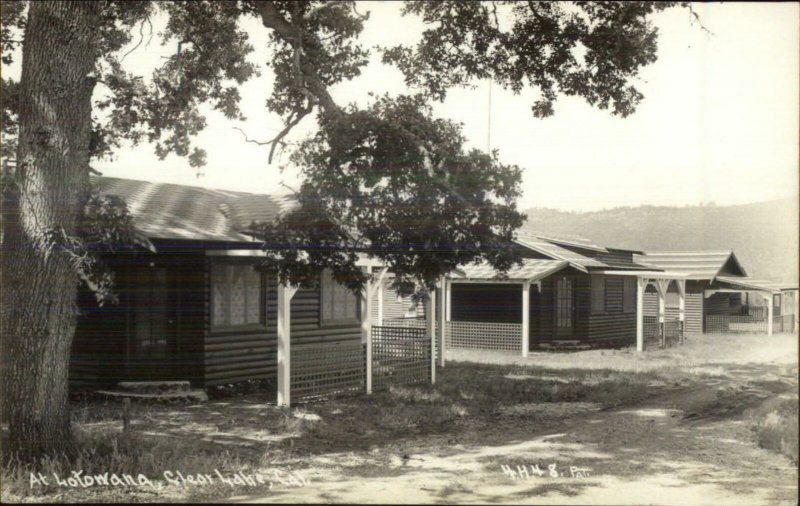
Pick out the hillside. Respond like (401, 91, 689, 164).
(522, 197, 799, 284)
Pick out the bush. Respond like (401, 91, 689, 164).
(747, 397, 799, 465)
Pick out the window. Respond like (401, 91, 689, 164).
(604, 278, 624, 313)
(623, 277, 637, 313)
(321, 269, 360, 324)
(211, 263, 264, 330)
(591, 276, 605, 314)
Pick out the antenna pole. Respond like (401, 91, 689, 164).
(487, 78, 493, 153)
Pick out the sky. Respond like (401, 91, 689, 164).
(7, 2, 800, 212)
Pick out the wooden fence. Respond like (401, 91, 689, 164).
(372, 325, 431, 391)
(291, 340, 366, 402)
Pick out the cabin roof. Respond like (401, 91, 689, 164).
(634, 251, 747, 280)
(452, 259, 569, 282)
(92, 176, 298, 243)
(715, 276, 798, 293)
(514, 231, 650, 272)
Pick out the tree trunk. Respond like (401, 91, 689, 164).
(0, 1, 101, 457)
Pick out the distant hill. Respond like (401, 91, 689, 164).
(522, 197, 799, 285)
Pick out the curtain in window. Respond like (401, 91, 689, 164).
(211, 264, 262, 329)
(321, 269, 358, 322)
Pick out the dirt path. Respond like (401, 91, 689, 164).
(229, 360, 798, 505)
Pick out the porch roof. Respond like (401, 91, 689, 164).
(451, 259, 568, 283)
(715, 276, 795, 293)
(633, 250, 747, 280)
(600, 270, 690, 279)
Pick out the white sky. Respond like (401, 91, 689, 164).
(9, 2, 800, 212)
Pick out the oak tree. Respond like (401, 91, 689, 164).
(0, 0, 683, 456)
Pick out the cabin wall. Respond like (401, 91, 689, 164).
(202, 259, 362, 387)
(70, 254, 208, 388)
(72, 254, 363, 389)
(371, 277, 425, 324)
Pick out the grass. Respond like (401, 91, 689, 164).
(447, 332, 798, 372)
(2, 332, 796, 502)
(747, 396, 799, 465)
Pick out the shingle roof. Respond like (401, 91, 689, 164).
(92, 176, 297, 243)
(633, 251, 746, 280)
(454, 259, 568, 282)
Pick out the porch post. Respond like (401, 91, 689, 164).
(655, 279, 668, 348)
(767, 292, 774, 336)
(361, 276, 373, 394)
(377, 276, 384, 326)
(445, 278, 452, 321)
(277, 281, 298, 407)
(636, 277, 646, 352)
(438, 276, 446, 367)
(426, 288, 436, 384)
(677, 279, 686, 344)
(521, 281, 530, 357)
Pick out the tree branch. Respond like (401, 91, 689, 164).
(255, 2, 472, 207)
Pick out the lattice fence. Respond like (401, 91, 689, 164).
(445, 321, 522, 353)
(643, 316, 660, 349)
(643, 316, 683, 349)
(372, 326, 431, 391)
(381, 317, 427, 328)
(291, 341, 366, 402)
(663, 319, 683, 348)
(706, 314, 767, 334)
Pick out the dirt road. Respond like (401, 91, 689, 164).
(229, 360, 798, 505)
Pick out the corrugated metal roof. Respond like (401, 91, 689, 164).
(93, 176, 297, 243)
(514, 231, 613, 271)
(716, 276, 797, 292)
(455, 259, 568, 282)
(634, 251, 744, 280)
(534, 234, 606, 252)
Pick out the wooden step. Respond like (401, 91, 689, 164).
(116, 381, 191, 395)
(96, 389, 208, 403)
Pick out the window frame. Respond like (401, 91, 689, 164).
(209, 260, 267, 334)
(590, 275, 605, 315)
(320, 269, 361, 327)
(622, 277, 637, 314)
(603, 277, 624, 314)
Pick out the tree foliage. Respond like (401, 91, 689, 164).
(384, 1, 682, 118)
(1, 0, 686, 296)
